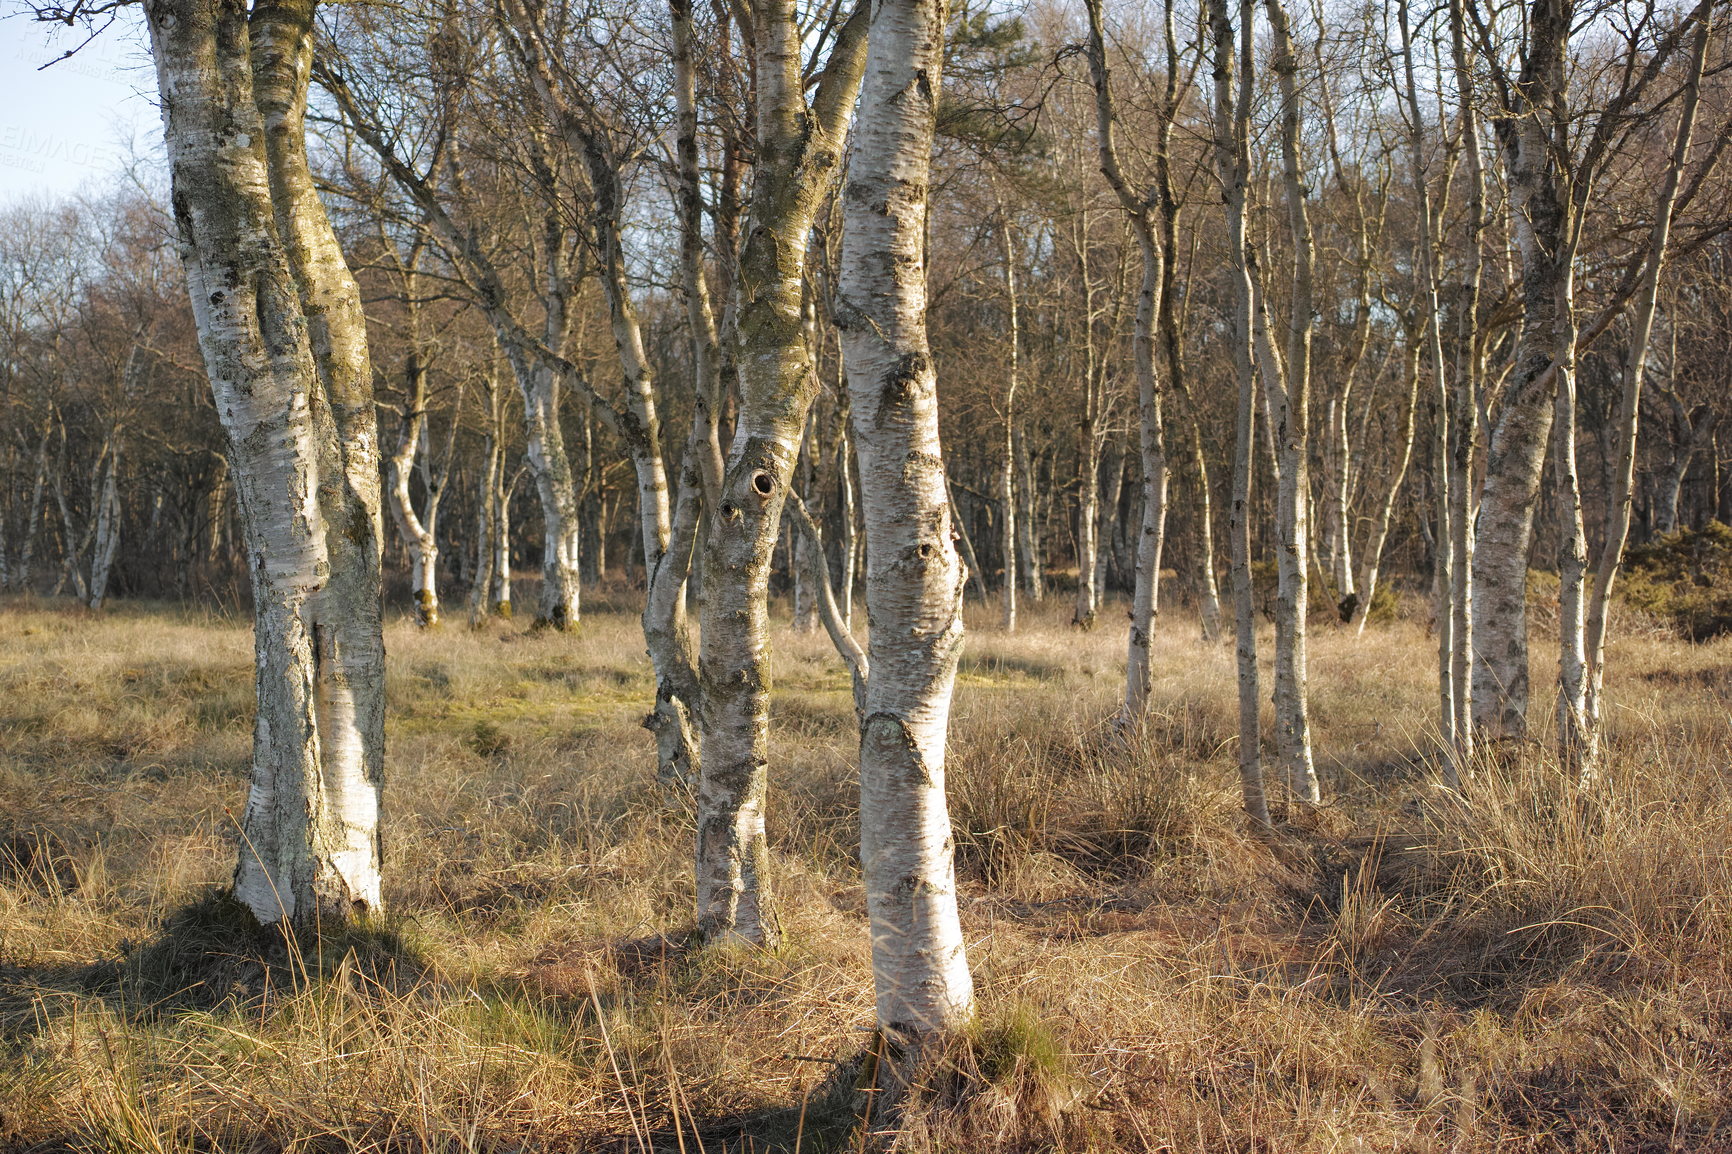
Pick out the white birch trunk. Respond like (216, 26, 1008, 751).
(87, 439, 121, 611)
(387, 343, 441, 628)
(1074, 439, 1101, 629)
(1084, 0, 1171, 721)
(1208, 0, 1269, 827)
(252, 0, 386, 916)
(1577, 12, 1711, 779)
(1014, 426, 1044, 602)
(838, 0, 974, 1044)
(998, 214, 1020, 633)
(1262, 0, 1319, 806)
(693, 0, 868, 945)
(146, 0, 383, 923)
(1472, 3, 1568, 741)
(1352, 339, 1421, 637)
(1447, 0, 1483, 762)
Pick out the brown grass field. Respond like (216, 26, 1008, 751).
(0, 590, 1729, 1152)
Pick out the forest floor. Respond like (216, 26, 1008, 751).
(0, 590, 1730, 1152)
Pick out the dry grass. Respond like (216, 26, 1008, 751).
(1, 591, 1730, 1152)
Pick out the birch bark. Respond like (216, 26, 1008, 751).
(145, 0, 384, 923)
(837, 0, 974, 1043)
(1208, 0, 1270, 827)
(692, 0, 868, 944)
(1576, 8, 1711, 778)
(1446, 0, 1482, 760)
(1260, 0, 1319, 806)
(1084, 0, 1174, 722)
(1471, 0, 1568, 741)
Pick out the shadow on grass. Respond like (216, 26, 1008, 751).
(0, 888, 433, 1051)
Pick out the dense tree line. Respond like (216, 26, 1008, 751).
(7, 0, 1732, 1071)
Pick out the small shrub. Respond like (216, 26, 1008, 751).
(1619, 521, 1732, 641)
(468, 719, 512, 759)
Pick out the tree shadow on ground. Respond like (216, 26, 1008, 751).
(0, 888, 431, 1050)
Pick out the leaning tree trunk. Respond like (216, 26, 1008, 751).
(387, 339, 441, 628)
(837, 0, 974, 1051)
(1352, 338, 1421, 636)
(146, 0, 384, 924)
(1579, 10, 1710, 779)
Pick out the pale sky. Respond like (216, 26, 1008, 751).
(0, 9, 158, 207)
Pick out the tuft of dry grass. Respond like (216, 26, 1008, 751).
(1, 592, 1730, 1151)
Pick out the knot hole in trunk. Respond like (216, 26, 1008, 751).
(750, 470, 775, 498)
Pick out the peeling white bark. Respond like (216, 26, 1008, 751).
(147, 0, 384, 923)
(838, 0, 974, 1041)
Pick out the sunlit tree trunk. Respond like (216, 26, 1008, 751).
(1353, 338, 1421, 640)
(147, 0, 384, 923)
(1446, 0, 1482, 762)
(837, 0, 974, 1048)
(1084, 0, 1172, 722)
(1208, 0, 1270, 828)
(997, 211, 1020, 632)
(1576, 10, 1711, 780)
(1472, 0, 1568, 742)
(1259, 0, 1319, 806)
(386, 278, 442, 628)
(692, 0, 868, 945)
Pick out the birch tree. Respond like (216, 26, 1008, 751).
(138, 0, 386, 923)
(1207, 0, 1271, 827)
(689, 0, 868, 944)
(1571, 5, 1715, 776)
(1083, 0, 1183, 723)
(837, 0, 975, 1048)
(1257, 0, 1320, 805)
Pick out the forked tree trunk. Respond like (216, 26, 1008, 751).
(838, 0, 974, 1046)
(1084, 0, 1173, 722)
(508, 351, 583, 630)
(1472, 0, 1569, 741)
(388, 336, 442, 628)
(147, 0, 384, 924)
(1352, 338, 1421, 636)
(693, 0, 868, 945)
